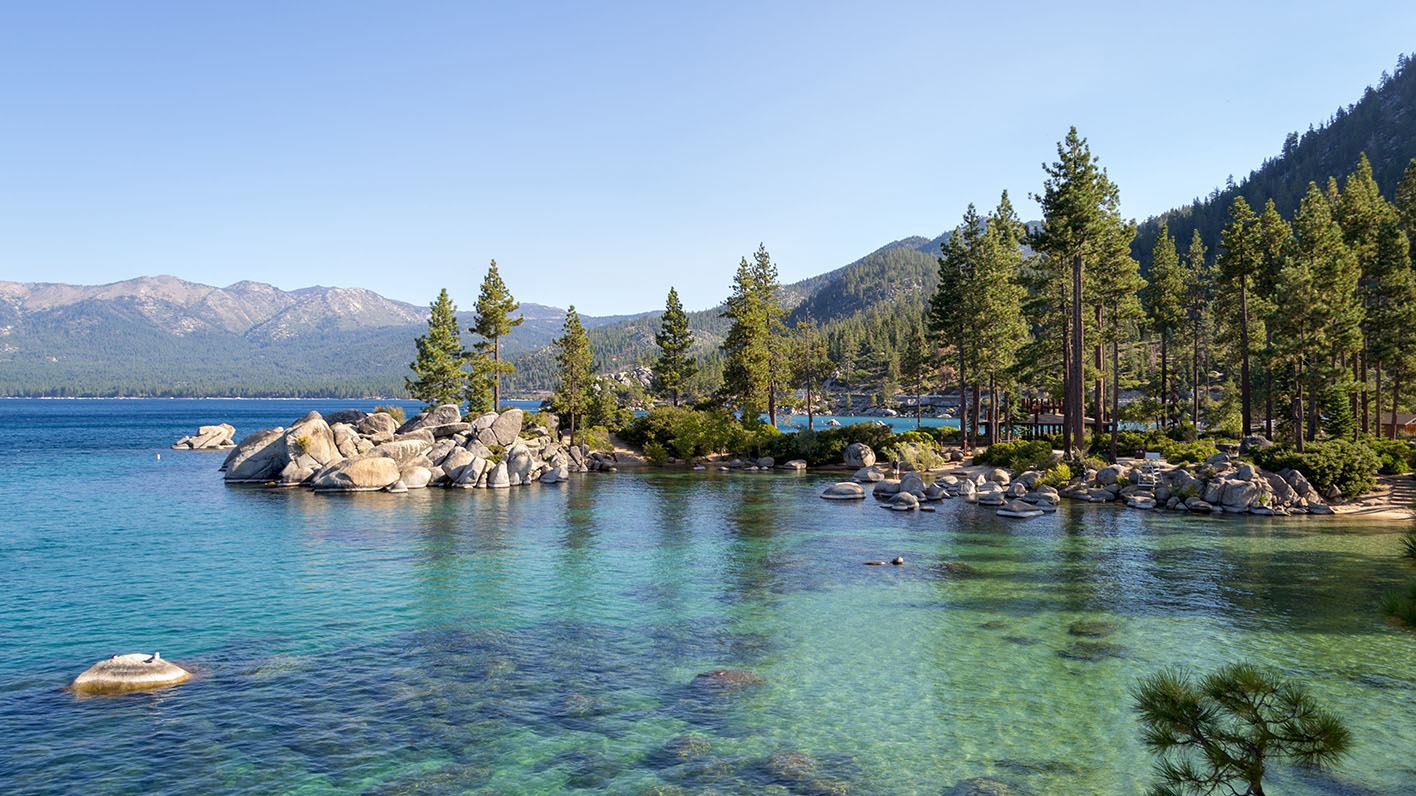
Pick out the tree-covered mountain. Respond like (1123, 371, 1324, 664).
(1134, 52, 1416, 271)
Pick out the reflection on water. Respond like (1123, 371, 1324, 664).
(1, 401, 1414, 795)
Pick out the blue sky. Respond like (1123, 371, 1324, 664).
(2, 3, 1413, 315)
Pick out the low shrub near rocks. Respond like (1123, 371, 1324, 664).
(973, 439, 1055, 472)
(1250, 439, 1381, 497)
(1370, 437, 1416, 475)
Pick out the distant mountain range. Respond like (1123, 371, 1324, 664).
(0, 276, 652, 396)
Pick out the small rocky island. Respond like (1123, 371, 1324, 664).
(212, 405, 631, 492)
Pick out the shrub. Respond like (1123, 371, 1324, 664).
(1250, 439, 1381, 497)
(373, 404, 406, 423)
(581, 426, 615, 453)
(1369, 437, 1415, 475)
(1164, 441, 1219, 465)
(882, 442, 945, 472)
(1038, 463, 1073, 486)
(974, 439, 1057, 471)
(643, 440, 669, 466)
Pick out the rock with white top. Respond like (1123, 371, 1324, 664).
(70, 653, 191, 694)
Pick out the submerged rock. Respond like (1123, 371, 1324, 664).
(690, 669, 765, 692)
(947, 778, 1019, 796)
(70, 653, 191, 694)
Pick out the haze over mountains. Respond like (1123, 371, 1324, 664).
(4, 54, 1414, 398)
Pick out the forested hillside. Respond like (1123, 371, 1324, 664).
(1134, 52, 1416, 271)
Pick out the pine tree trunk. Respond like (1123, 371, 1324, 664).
(1192, 327, 1201, 428)
(806, 369, 815, 432)
(1160, 334, 1169, 429)
(1094, 304, 1105, 442)
(1358, 346, 1369, 435)
(1375, 364, 1383, 441)
(1070, 252, 1085, 458)
(1293, 366, 1305, 453)
(958, 348, 970, 454)
(972, 383, 982, 452)
(1240, 279, 1252, 435)
(1110, 330, 1120, 463)
(1062, 314, 1072, 454)
(1393, 378, 1402, 441)
(493, 335, 501, 411)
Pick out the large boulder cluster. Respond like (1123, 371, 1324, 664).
(1057, 451, 1333, 515)
(220, 405, 624, 493)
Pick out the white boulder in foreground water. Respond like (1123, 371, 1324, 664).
(70, 653, 191, 694)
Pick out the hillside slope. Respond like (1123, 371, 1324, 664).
(1134, 52, 1416, 269)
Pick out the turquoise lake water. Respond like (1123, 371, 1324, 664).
(2, 398, 1415, 795)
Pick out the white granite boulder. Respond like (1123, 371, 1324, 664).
(310, 456, 402, 492)
(70, 653, 191, 694)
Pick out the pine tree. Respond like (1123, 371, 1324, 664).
(1182, 231, 1212, 428)
(1217, 198, 1263, 436)
(1144, 224, 1187, 427)
(1367, 220, 1416, 438)
(720, 244, 785, 424)
(1337, 154, 1397, 433)
(1133, 663, 1350, 796)
(552, 306, 593, 445)
(1033, 127, 1125, 458)
(790, 315, 832, 430)
(929, 205, 984, 450)
(1396, 157, 1416, 236)
(652, 287, 696, 407)
(405, 288, 468, 408)
(469, 259, 524, 411)
(900, 324, 933, 430)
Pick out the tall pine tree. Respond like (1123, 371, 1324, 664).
(470, 259, 524, 411)
(552, 306, 593, 446)
(406, 289, 468, 408)
(652, 287, 696, 407)
(1033, 127, 1125, 458)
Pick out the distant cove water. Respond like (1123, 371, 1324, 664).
(2, 398, 1415, 795)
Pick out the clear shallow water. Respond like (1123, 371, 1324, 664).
(2, 399, 1415, 795)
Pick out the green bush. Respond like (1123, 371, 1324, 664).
(1250, 439, 1381, 497)
(1164, 441, 1220, 465)
(581, 426, 615, 453)
(973, 439, 1056, 472)
(762, 422, 895, 466)
(1038, 463, 1073, 486)
(643, 440, 668, 465)
(621, 406, 781, 460)
(1369, 437, 1415, 475)
(882, 442, 945, 472)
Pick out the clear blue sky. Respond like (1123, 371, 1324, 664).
(2, 3, 1413, 315)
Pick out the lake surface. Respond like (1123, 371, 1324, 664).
(2, 398, 1414, 795)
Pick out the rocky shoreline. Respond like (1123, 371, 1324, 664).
(817, 441, 1415, 520)
(182, 408, 1412, 519)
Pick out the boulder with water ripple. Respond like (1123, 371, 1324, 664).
(821, 482, 866, 500)
(70, 653, 191, 694)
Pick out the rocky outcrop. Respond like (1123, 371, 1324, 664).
(219, 406, 603, 495)
(70, 653, 191, 694)
(172, 423, 236, 450)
